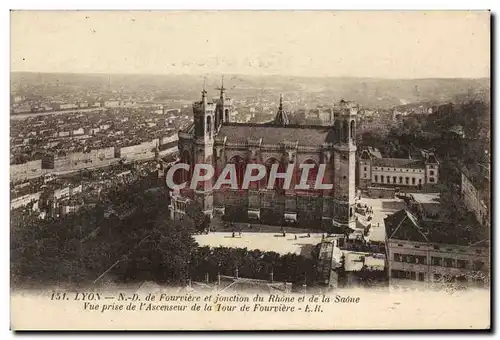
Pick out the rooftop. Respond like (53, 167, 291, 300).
(344, 252, 385, 272)
(217, 122, 337, 146)
(372, 157, 425, 168)
(385, 208, 488, 246)
(410, 193, 440, 205)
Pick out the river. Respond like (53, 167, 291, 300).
(10, 107, 108, 121)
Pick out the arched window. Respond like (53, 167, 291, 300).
(218, 108, 223, 125)
(350, 120, 356, 140)
(264, 158, 284, 190)
(225, 109, 229, 122)
(178, 150, 192, 185)
(230, 155, 246, 190)
(302, 159, 318, 189)
(206, 116, 212, 137)
(247, 158, 261, 190)
(343, 121, 349, 143)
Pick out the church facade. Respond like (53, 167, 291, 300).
(169, 81, 358, 230)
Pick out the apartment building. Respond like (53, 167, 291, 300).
(461, 162, 490, 228)
(384, 209, 489, 288)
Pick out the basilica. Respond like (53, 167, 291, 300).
(169, 80, 358, 230)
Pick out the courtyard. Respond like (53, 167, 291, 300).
(194, 196, 406, 257)
(355, 196, 406, 242)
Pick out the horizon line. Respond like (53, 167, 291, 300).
(9, 70, 491, 81)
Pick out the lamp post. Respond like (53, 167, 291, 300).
(217, 262, 221, 288)
(302, 272, 307, 296)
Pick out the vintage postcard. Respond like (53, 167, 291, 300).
(10, 10, 491, 330)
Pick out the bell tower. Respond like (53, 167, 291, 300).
(332, 100, 357, 229)
(192, 79, 216, 218)
(215, 75, 233, 130)
(193, 79, 216, 140)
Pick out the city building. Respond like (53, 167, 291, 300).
(461, 161, 491, 228)
(318, 108, 335, 126)
(317, 236, 344, 288)
(317, 236, 386, 289)
(104, 100, 120, 108)
(170, 80, 358, 230)
(39, 183, 84, 218)
(384, 208, 489, 288)
(343, 251, 385, 287)
(358, 148, 439, 189)
(10, 159, 43, 183)
(447, 125, 466, 139)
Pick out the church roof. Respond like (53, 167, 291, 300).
(217, 123, 336, 146)
(180, 122, 195, 134)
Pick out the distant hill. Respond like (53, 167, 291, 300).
(11, 72, 490, 109)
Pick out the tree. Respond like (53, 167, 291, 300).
(186, 200, 209, 233)
(124, 211, 198, 284)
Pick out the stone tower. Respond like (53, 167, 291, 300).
(192, 80, 216, 218)
(215, 76, 233, 130)
(332, 100, 358, 229)
(425, 152, 439, 185)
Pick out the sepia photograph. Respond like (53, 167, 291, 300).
(9, 10, 491, 330)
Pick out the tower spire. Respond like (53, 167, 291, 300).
(219, 75, 226, 99)
(274, 94, 289, 126)
(202, 77, 207, 99)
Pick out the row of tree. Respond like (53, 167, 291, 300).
(187, 246, 320, 285)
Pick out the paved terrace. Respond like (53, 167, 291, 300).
(194, 232, 324, 258)
(195, 196, 406, 257)
(355, 197, 406, 242)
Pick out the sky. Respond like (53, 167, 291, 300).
(10, 11, 490, 78)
